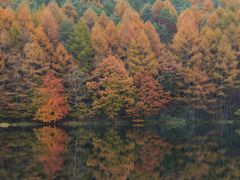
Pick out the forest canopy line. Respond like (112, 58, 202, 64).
(0, 0, 240, 122)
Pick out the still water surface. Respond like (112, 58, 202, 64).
(0, 122, 240, 180)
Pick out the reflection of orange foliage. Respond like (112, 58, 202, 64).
(87, 130, 135, 180)
(35, 127, 69, 179)
(128, 131, 172, 179)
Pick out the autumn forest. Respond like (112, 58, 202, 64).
(1, 0, 240, 122)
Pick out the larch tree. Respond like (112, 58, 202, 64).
(115, 0, 140, 23)
(32, 26, 54, 52)
(52, 43, 75, 77)
(66, 20, 94, 72)
(86, 56, 135, 119)
(200, 27, 239, 114)
(35, 72, 69, 122)
(39, 8, 59, 45)
(17, 3, 34, 30)
(172, 8, 215, 114)
(143, 21, 164, 58)
(202, 0, 214, 12)
(22, 41, 50, 87)
(157, 47, 179, 93)
(91, 23, 110, 66)
(82, 8, 98, 29)
(47, 1, 65, 24)
(172, 8, 202, 66)
(98, 12, 110, 29)
(152, 0, 177, 17)
(62, 2, 78, 23)
(0, 51, 34, 118)
(225, 24, 240, 64)
(104, 20, 119, 57)
(117, 20, 142, 60)
(0, 7, 34, 118)
(127, 30, 158, 76)
(114, 0, 131, 18)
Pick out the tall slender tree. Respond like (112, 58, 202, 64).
(66, 20, 94, 72)
(127, 31, 157, 76)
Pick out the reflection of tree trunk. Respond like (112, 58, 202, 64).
(73, 137, 79, 177)
(220, 69, 223, 120)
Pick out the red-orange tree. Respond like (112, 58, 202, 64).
(127, 72, 171, 118)
(35, 72, 69, 122)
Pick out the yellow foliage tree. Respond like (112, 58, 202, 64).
(127, 31, 157, 76)
(86, 56, 135, 118)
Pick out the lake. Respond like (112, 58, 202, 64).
(0, 121, 240, 180)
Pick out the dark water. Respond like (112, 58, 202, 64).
(0, 122, 240, 180)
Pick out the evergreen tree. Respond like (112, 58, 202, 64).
(66, 20, 94, 72)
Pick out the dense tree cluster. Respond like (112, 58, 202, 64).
(0, 0, 240, 122)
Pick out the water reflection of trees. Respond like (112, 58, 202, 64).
(86, 129, 135, 180)
(1, 124, 240, 179)
(127, 130, 172, 180)
(166, 130, 240, 180)
(64, 128, 172, 180)
(0, 129, 39, 179)
(33, 126, 240, 180)
(58, 128, 94, 179)
(34, 127, 69, 179)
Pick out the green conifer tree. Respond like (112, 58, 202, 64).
(66, 20, 94, 72)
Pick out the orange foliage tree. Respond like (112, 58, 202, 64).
(39, 8, 59, 45)
(104, 21, 119, 57)
(52, 43, 75, 77)
(127, 72, 171, 118)
(171, 7, 215, 112)
(143, 21, 164, 58)
(86, 55, 135, 119)
(35, 72, 69, 122)
(91, 23, 110, 65)
(17, 3, 34, 30)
